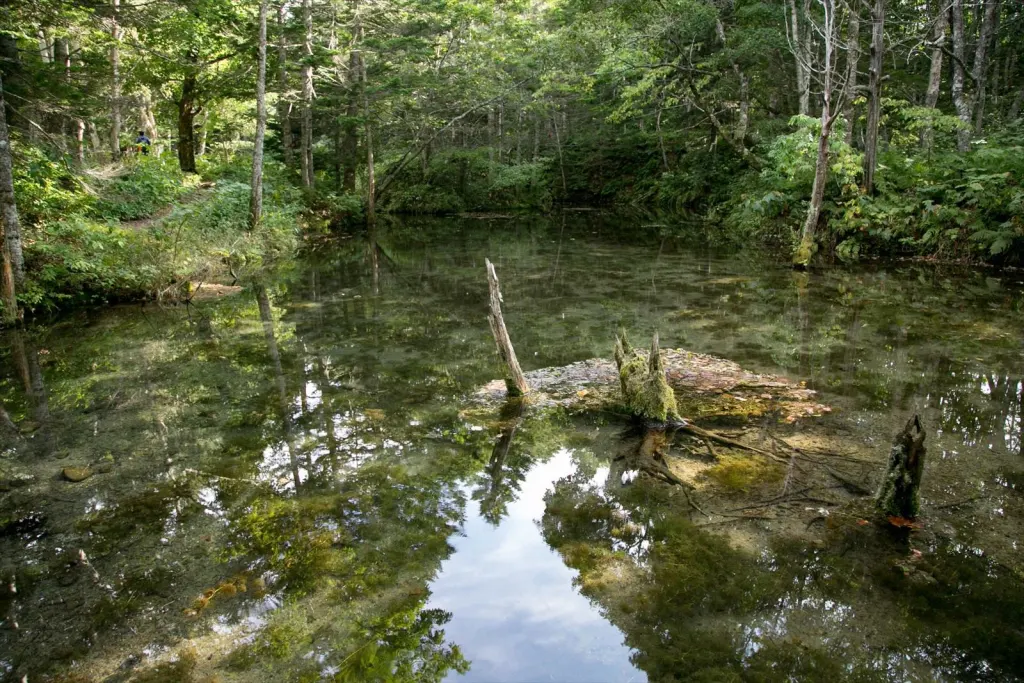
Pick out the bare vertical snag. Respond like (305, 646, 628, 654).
(876, 415, 927, 520)
(485, 259, 529, 397)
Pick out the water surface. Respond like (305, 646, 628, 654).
(1, 213, 1022, 681)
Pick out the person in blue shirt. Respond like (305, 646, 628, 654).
(134, 130, 151, 154)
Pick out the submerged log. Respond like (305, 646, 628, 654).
(485, 258, 529, 397)
(614, 330, 679, 423)
(876, 415, 927, 520)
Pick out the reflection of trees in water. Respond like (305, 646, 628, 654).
(540, 431, 1024, 681)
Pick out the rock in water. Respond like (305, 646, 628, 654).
(614, 330, 679, 423)
(62, 466, 93, 483)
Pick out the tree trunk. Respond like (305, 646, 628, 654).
(862, 0, 885, 194)
(177, 72, 199, 173)
(276, 2, 294, 168)
(249, 0, 268, 231)
(950, 0, 972, 152)
(971, 0, 1000, 136)
(614, 331, 679, 423)
(487, 108, 495, 166)
(552, 112, 567, 196)
(300, 0, 314, 190)
(0, 72, 24, 324)
(515, 108, 523, 163)
(109, 0, 122, 160)
(139, 92, 160, 156)
(360, 45, 374, 224)
(341, 43, 359, 192)
(486, 259, 529, 397)
(196, 109, 208, 156)
(87, 120, 102, 155)
(1010, 85, 1024, 120)
(843, 9, 861, 146)
(876, 416, 927, 520)
(921, 0, 946, 151)
(793, 0, 839, 268)
(788, 0, 812, 116)
(532, 115, 540, 161)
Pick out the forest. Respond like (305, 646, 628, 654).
(0, 0, 1022, 320)
(2, 2, 1024, 681)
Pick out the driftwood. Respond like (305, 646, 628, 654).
(485, 259, 529, 397)
(876, 415, 927, 520)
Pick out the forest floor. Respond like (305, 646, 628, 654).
(120, 181, 216, 231)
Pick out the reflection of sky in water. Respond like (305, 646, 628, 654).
(429, 449, 645, 682)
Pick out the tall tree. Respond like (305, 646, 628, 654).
(109, 0, 122, 159)
(971, 0, 1000, 135)
(250, 0, 269, 230)
(794, 0, 846, 268)
(921, 0, 946, 151)
(862, 0, 885, 194)
(842, 5, 860, 146)
(950, 0, 972, 151)
(277, 1, 294, 167)
(0, 72, 24, 323)
(300, 0, 314, 189)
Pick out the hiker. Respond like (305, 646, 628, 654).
(134, 130, 151, 155)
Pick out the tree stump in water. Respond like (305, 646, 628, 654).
(485, 258, 529, 397)
(876, 415, 927, 520)
(614, 330, 679, 423)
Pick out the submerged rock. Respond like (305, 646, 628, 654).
(61, 466, 94, 483)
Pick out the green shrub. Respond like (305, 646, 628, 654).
(12, 142, 95, 225)
(91, 155, 191, 221)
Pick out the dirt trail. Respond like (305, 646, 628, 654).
(120, 181, 216, 230)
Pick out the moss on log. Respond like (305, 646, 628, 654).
(876, 415, 927, 520)
(614, 331, 679, 423)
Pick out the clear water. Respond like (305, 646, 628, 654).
(1, 214, 1022, 682)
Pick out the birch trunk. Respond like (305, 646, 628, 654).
(950, 0, 972, 152)
(921, 0, 946, 150)
(843, 9, 861, 146)
(249, 0, 269, 231)
(793, 0, 839, 268)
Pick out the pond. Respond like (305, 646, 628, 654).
(1, 213, 1023, 682)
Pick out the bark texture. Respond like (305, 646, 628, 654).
(876, 415, 927, 520)
(486, 259, 529, 397)
(300, 0, 314, 189)
(109, 0, 122, 159)
(950, 0, 972, 151)
(0, 72, 24, 323)
(862, 0, 885, 194)
(249, 0, 269, 230)
(921, 0, 946, 150)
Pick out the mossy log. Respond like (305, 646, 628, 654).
(614, 330, 679, 423)
(875, 415, 927, 520)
